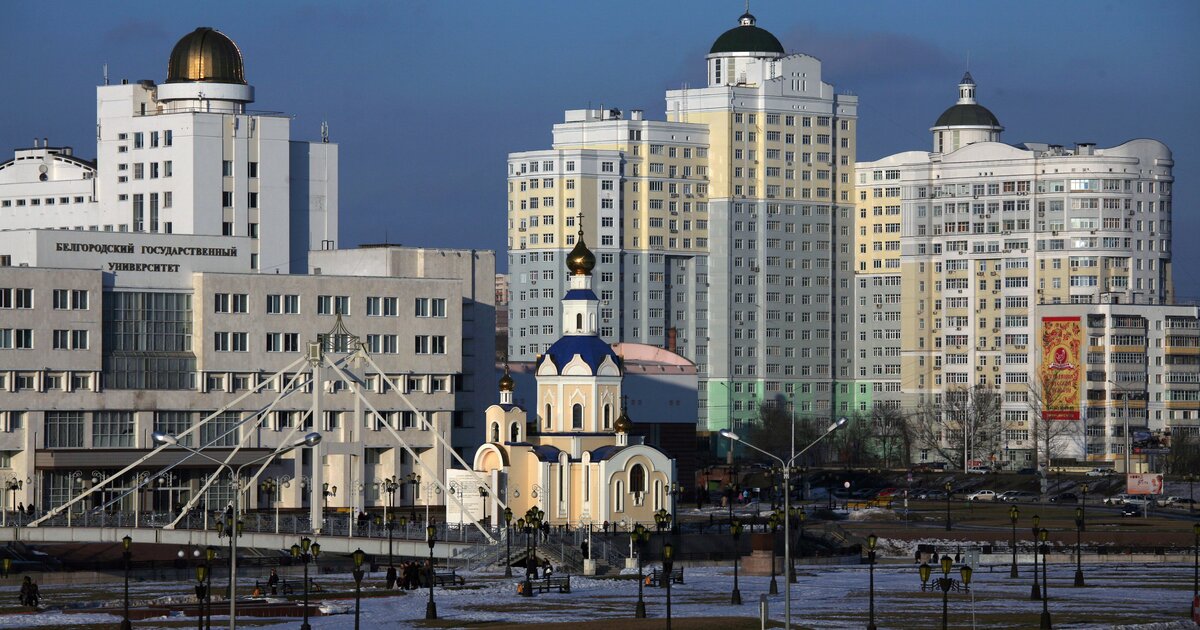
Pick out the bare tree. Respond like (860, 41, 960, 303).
(1167, 431, 1200, 475)
(1026, 370, 1083, 470)
(746, 400, 821, 463)
(907, 385, 1007, 470)
(871, 403, 913, 468)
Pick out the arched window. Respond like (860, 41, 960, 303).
(629, 464, 646, 494)
(545, 404, 552, 428)
(603, 404, 612, 429)
(490, 422, 499, 443)
(654, 480, 663, 510)
(576, 313, 583, 331)
(510, 422, 520, 443)
(614, 480, 624, 512)
(572, 403, 583, 429)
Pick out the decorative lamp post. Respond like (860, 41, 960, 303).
(663, 541, 675, 630)
(867, 533, 878, 630)
(654, 508, 670, 534)
(352, 548, 365, 630)
(1030, 515, 1042, 600)
(1039, 527, 1051, 629)
(1080, 483, 1088, 530)
(204, 546, 216, 630)
(788, 506, 802, 583)
(503, 507, 514, 578)
(933, 554, 966, 630)
(425, 524, 438, 620)
(730, 519, 744, 605)
(631, 523, 649, 618)
(1009, 505, 1020, 578)
(195, 563, 207, 630)
(217, 517, 243, 611)
(767, 511, 780, 595)
(944, 481, 953, 531)
(322, 483, 337, 515)
(291, 537, 319, 630)
(919, 560, 931, 592)
(121, 534, 133, 630)
(517, 517, 533, 596)
(1073, 507, 1085, 587)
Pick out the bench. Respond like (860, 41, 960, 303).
(646, 567, 684, 587)
(432, 570, 466, 587)
(517, 575, 571, 596)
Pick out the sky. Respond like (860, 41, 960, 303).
(2, 1, 1198, 297)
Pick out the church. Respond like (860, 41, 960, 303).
(467, 225, 676, 527)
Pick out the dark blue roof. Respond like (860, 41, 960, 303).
(531, 444, 562, 463)
(540, 335, 620, 374)
(563, 289, 599, 301)
(591, 445, 626, 461)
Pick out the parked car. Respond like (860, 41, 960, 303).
(918, 489, 948, 500)
(1106, 493, 1155, 506)
(1104, 494, 1130, 505)
(875, 488, 900, 499)
(1121, 504, 1144, 517)
(1016, 467, 1038, 475)
(1086, 468, 1115, 477)
(966, 466, 992, 475)
(967, 490, 997, 501)
(1049, 492, 1078, 503)
(995, 491, 1019, 502)
(1003, 491, 1039, 502)
(1164, 496, 1196, 508)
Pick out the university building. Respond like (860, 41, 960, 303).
(0, 28, 493, 518)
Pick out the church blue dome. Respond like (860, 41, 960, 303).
(539, 335, 620, 375)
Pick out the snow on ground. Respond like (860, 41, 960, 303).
(0, 562, 1194, 629)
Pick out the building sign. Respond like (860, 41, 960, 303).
(1126, 473, 1164, 495)
(1039, 317, 1083, 420)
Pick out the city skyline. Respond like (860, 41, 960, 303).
(2, 1, 1197, 297)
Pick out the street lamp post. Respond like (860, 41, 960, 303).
(322, 482, 337, 521)
(730, 519, 743, 605)
(218, 517, 243, 614)
(1009, 505, 1020, 578)
(719, 417, 848, 630)
(922, 554, 972, 630)
(195, 563, 207, 630)
(1039, 527, 1051, 629)
(352, 548, 365, 630)
(767, 511, 780, 595)
(289, 537, 320, 630)
(1030, 515, 1042, 600)
(944, 481, 953, 531)
(1188, 475, 1197, 514)
(204, 546, 215, 630)
(1081, 483, 1088, 530)
(503, 507, 514, 578)
(121, 535, 133, 630)
(632, 523, 648, 618)
(867, 533, 878, 630)
(663, 541, 675, 630)
(151, 430, 321, 630)
(425, 524, 438, 620)
(1073, 507, 1085, 587)
(788, 506, 802, 583)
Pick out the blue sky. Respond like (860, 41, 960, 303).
(3, 1, 1198, 297)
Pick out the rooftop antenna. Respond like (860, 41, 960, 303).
(320, 120, 329, 143)
(745, 0, 750, 13)
(103, 63, 109, 86)
(966, 50, 971, 72)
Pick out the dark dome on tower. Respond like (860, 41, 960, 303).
(566, 232, 596, 276)
(498, 365, 515, 392)
(934, 103, 1001, 128)
(167, 27, 246, 84)
(709, 13, 785, 55)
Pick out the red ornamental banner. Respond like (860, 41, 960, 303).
(1040, 317, 1082, 420)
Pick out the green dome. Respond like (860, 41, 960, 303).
(167, 27, 246, 84)
(709, 13, 785, 55)
(934, 103, 1001, 128)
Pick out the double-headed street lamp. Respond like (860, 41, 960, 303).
(153, 430, 321, 630)
(195, 561, 208, 630)
(258, 475, 290, 533)
(290, 537, 320, 630)
(867, 533, 879, 630)
(944, 481, 953, 531)
(719, 416, 849, 629)
(1009, 505, 1020, 578)
(503, 507, 514, 578)
(654, 507, 671, 534)
(631, 523, 649, 618)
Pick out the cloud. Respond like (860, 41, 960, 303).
(104, 19, 169, 45)
(778, 27, 958, 86)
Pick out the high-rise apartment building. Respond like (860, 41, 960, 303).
(855, 73, 1190, 469)
(507, 13, 858, 446)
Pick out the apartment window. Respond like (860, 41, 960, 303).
(248, 162, 259, 178)
(133, 163, 144, 179)
(53, 289, 89, 310)
(317, 295, 350, 315)
(415, 335, 447, 355)
(247, 192, 258, 209)
(415, 297, 447, 317)
(93, 411, 135, 447)
(201, 412, 240, 447)
(133, 132, 144, 149)
(163, 130, 172, 146)
(133, 194, 144, 231)
(222, 191, 234, 207)
(53, 329, 89, 350)
(163, 161, 173, 178)
(45, 411, 84, 448)
(222, 160, 233, 177)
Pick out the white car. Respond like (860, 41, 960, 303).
(1086, 468, 1114, 477)
(966, 466, 991, 475)
(967, 490, 997, 501)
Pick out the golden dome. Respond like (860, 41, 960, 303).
(498, 365, 515, 392)
(565, 231, 596, 276)
(614, 406, 633, 433)
(167, 27, 246, 85)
